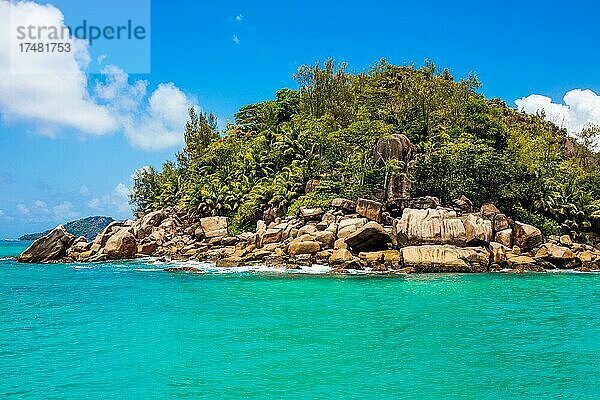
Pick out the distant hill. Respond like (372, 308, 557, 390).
(19, 216, 114, 242)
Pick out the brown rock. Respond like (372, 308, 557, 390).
(137, 240, 158, 255)
(506, 255, 540, 271)
(216, 257, 242, 268)
(298, 224, 317, 236)
(163, 266, 204, 273)
(495, 229, 513, 248)
(535, 243, 576, 267)
(299, 207, 323, 221)
(329, 248, 354, 264)
(314, 230, 335, 248)
(305, 179, 320, 194)
(489, 242, 510, 264)
(200, 216, 228, 238)
(513, 222, 542, 250)
(338, 217, 367, 230)
(453, 195, 473, 213)
(68, 237, 91, 254)
(334, 238, 348, 250)
(133, 210, 168, 239)
(463, 214, 492, 245)
(288, 241, 321, 256)
(18, 225, 75, 263)
(356, 198, 383, 223)
(316, 250, 333, 259)
(258, 228, 282, 246)
(345, 221, 392, 252)
(332, 198, 357, 212)
(493, 213, 510, 232)
(394, 208, 466, 246)
(401, 245, 490, 273)
(104, 228, 137, 259)
(337, 225, 357, 239)
(559, 235, 573, 247)
(359, 250, 401, 263)
(480, 203, 500, 220)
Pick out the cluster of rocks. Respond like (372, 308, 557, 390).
(17, 197, 600, 274)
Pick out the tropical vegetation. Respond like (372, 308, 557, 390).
(130, 59, 600, 243)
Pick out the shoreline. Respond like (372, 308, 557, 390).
(15, 196, 600, 274)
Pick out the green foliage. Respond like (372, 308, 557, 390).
(129, 59, 600, 243)
(413, 136, 509, 206)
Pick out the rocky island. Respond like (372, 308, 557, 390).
(18, 134, 600, 273)
(17, 60, 600, 272)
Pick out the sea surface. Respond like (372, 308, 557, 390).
(1, 240, 600, 399)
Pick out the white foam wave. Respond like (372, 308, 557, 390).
(157, 260, 332, 275)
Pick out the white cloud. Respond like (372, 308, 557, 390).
(122, 83, 194, 150)
(95, 65, 148, 111)
(88, 183, 131, 215)
(0, 0, 198, 151)
(16, 204, 31, 215)
(53, 201, 79, 221)
(0, 0, 117, 136)
(79, 185, 90, 196)
(0, 209, 4, 217)
(14, 199, 79, 222)
(235, 14, 244, 21)
(232, 34, 240, 44)
(515, 89, 600, 136)
(33, 200, 47, 209)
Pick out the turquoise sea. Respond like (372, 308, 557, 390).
(1, 240, 600, 399)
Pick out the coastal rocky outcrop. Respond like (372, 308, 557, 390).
(17, 196, 600, 274)
(18, 225, 74, 263)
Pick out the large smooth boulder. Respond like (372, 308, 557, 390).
(314, 230, 335, 248)
(104, 228, 137, 259)
(344, 221, 391, 252)
(288, 241, 321, 256)
(18, 225, 75, 263)
(401, 245, 490, 273)
(299, 207, 323, 221)
(356, 198, 383, 223)
(372, 133, 415, 168)
(133, 210, 167, 239)
(480, 203, 500, 220)
(453, 195, 473, 213)
(200, 216, 228, 239)
(332, 198, 357, 212)
(535, 243, 576, 267)
(463, 214, 492, 245)
(137, 240, 158, 255)
(513, 221, 542, 250)
(329, 248, 355, 264)
(258, 228, 282, 247)
(69, 236, 90, 253)
(495, 229, 513, 248)
(493, 214, 510, 232)
(489, 242, 510, 264)
(506, 255, 541, 271)
(394, 208, 466, 246)
(338, 217, 367, 230)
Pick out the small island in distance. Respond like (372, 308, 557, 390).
(19, 216, 114, 242)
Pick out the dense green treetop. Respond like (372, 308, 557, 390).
(130, 59, 600, 242)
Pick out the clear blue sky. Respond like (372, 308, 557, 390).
(1, 0, 599, 238)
